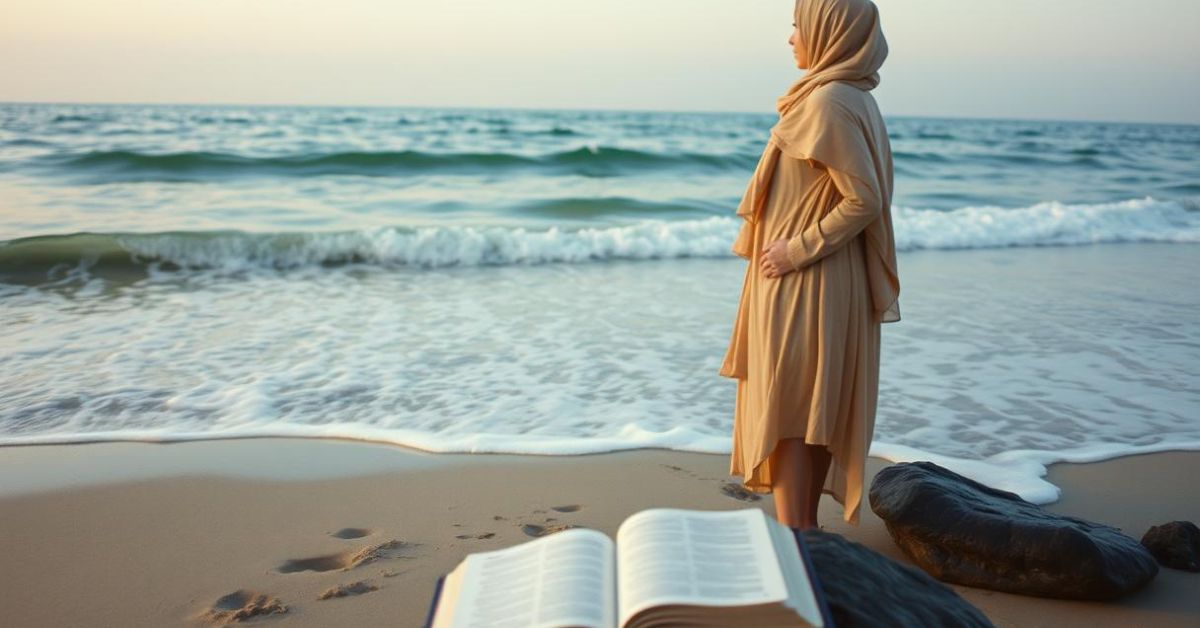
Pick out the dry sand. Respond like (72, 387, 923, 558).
(0, 439, 1196, 627)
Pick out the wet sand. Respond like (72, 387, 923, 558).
(0, 440, 1196, 627)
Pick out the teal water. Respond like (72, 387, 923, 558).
(1, 103, 1198, 503)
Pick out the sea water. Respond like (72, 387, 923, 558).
(2, 103, 1198, 502)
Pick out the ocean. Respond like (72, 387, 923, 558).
(2, 102, 1198, 502)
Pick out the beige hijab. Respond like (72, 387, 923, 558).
(732, 0, 900, 323)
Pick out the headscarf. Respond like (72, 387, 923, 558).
(732, 0, 900, 324)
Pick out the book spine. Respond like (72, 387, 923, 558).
(793, 530, 837, 628)
(423, 574, 447, 628)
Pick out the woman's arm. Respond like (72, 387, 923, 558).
(784, 165, 882, 272)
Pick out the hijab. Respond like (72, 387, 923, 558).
(732, 0, 900, 324)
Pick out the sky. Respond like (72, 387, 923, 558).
(1, 0, 1198, 124)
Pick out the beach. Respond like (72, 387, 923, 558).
(3, 106, 1198, 495)
(0, 439, 1196, 627)
(2, 104, 1199, 626)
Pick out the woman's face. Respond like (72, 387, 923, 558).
(788, 21, 810, 69)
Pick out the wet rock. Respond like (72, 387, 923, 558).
(1141, 521, 1200, 572)
(869, 461, 1158, 600)
(802, 529, 993, 627)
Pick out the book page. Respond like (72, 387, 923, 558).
(614, 508, 789, 626)
(765, 517, 824, 627)
(430, 565, 465, 628)
(443, 528, 616, 628)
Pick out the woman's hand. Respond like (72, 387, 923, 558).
(759, 239, 794, 278)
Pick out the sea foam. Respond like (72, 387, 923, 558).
(2, 245, 1198, 506)
(1, 197, 1197, 282)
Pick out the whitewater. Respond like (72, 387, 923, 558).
(2, 103, 1199, 505)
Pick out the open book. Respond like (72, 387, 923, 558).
(425, 508, 833, 628)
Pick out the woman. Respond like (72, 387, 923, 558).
(719, 0, 901, 530)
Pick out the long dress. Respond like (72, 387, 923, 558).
(719, 153, 882, 526)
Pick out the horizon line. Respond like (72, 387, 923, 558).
(1, 99, 1196, 128)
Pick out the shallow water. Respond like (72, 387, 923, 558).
(2, 103, 1199, 501)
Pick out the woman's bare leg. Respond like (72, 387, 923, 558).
(770, 437, 833, 530)
(770, 438, 808, 528)
(803, 443, 833, 527)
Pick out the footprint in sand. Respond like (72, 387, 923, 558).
(661, 463, 724, 482)
(317, 580, 379, 601)
(454, 532, 496, 540)
(661, 463, 699, 477)
(720, 482, 762, 502)
(521, 523, 581, 537)
(516, 505, 587, 537)
(331, 527, 373, 540)
(277, 540, 414, 574)
(200, 589, 287, 624)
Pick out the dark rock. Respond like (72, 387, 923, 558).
(802, 529, 994, 628)
(1141, 521, 1200, 572)
(869, 461, 1159, 600)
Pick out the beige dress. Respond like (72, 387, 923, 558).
(719, 153, 882, 526)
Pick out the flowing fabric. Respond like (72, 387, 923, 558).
(720, 0, 900, 525)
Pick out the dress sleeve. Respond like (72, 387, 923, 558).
(784, 165, 883, 272)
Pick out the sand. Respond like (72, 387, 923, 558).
(0, 439, 1196, 627)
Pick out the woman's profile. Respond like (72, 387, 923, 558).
(719, 0, 901, 530)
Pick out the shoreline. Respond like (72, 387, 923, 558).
(5, 242, 1199, 512)
(0, 440, 1196, 627)
(3, 433, 1200, 505)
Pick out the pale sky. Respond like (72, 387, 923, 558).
(2, 0, 1198, 124)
